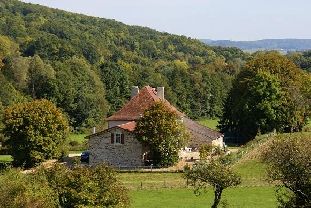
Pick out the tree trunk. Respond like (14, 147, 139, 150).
(211, 186, 223, 208)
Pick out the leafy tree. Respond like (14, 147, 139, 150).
(261, 134, 311, 207)
(0, 168, 58, 208)
(135, 101, 188, 166)
(219, 52, 311, 142)
(0, 164, 130, 208)
(28, 55, 56, 99)
(2, 55, 29, 91)
(3, 99, 69, 168)
(185, 160, 241, 208)
(43, 164, 130, 208)
(0, 35, 19, 68)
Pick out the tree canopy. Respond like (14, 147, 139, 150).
(185, 160, 241, 208)
(3, 99, 69, 168)
(261, 134, 311, 207)
(219, 52, 311, 142)
(135, 102, 188, 166)
(0, 0, 247, 130)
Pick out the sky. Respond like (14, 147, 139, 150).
(22, 0, 310, 41)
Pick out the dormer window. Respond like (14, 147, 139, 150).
(111, 132, 125, 144)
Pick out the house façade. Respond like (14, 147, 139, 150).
(87, 86, 224, 167)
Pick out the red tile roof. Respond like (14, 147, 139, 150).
(107, 86, 184, 121)
(118, 121, 136, 132)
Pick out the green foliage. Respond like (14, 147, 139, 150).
(3, 99, 69, 168)
(219, 52, 311, 142)
(43, 164, 130, 208)
(261, 134, 311, 207)
(0, 0, 246, 127)
(185, 160, 241, 208)
(0, 165, 130, 208)
(135, 102, 188, 167)
(0, 169, 58, 208)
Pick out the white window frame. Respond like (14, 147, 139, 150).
(115, 132, 122, 144)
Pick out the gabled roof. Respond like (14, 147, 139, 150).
(183, 117, 223, 147)
(85, 121, 136, 138)
(107, 86, 184, 121)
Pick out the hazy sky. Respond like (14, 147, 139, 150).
(22, 0, 310, 41)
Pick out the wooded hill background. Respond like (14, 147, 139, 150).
(0, 0, 310, 130)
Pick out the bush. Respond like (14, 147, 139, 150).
(0, 169, 58, 208)
(261, 134, 311, 207)
(0, 164, 130, 208)
(43, 164, 130, 208)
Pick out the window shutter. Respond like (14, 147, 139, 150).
(111, 133, 114, 144)
(121, 133, 125, 144)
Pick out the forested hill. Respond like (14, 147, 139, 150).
(201, 39, 311, 52)
(0, 0, 247, 129)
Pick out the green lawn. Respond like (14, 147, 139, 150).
(0, 155, 13, 162)
(197, 118, 219, 130)
(131, 187, 276, 208)
(68, 133, 88, 144)
(67, 133, 88, 152)
(118, 172, 185, 190)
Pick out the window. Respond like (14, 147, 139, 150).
(111, 132, 125, 144)
(115, 133, 122, 144)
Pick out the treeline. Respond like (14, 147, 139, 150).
(0, 0, 247, 130)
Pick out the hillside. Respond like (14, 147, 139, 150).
(201, 39, 311, 52)
(0, 0, 247, 129)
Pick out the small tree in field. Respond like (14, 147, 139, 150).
(135, 101, 188, 167)
(3, 99, 69, 168)
(261, 134, 311, 207)
(185, 160, 241, 208)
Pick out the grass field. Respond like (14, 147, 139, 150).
(68, 133, 88, 144)
(197, 118, 219, 130)
(0, 155, 13, 162)
(131, 187, 276, 208)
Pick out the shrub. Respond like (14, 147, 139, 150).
(261, 134, 311, 207)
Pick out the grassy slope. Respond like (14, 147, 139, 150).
(0, 155, 13, 162)
(68, 134, 88, 144)
(197, 118, 219, 130)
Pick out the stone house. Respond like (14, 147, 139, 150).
(87, 86, 224, 167)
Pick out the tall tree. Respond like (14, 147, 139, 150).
(135, 101, 188, 166)
(3, 99, 69, 168)
(219, 52, 311, 142)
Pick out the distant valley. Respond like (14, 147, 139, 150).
(201, 39, 311, 53)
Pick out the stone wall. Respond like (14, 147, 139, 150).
(89, 129, 144, 167)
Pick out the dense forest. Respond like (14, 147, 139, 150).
(0, 0, 310, 135)
(0, 0, 248, 130)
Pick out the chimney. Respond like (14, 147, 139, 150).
(157, 87, 165, 100)
(131, 86, 139, 98)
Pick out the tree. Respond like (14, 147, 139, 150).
(3, 99, 69, 168)
(219, 52, 311, 142)
(0, 169, 58, 208)
(261, 134, 311, 207)
(0, 164, 130, 208)
(27, 55, 56, 99)
(134, 101, 188, 166)
(43, 164, 130, 208)
(185, 160, 241, 208)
